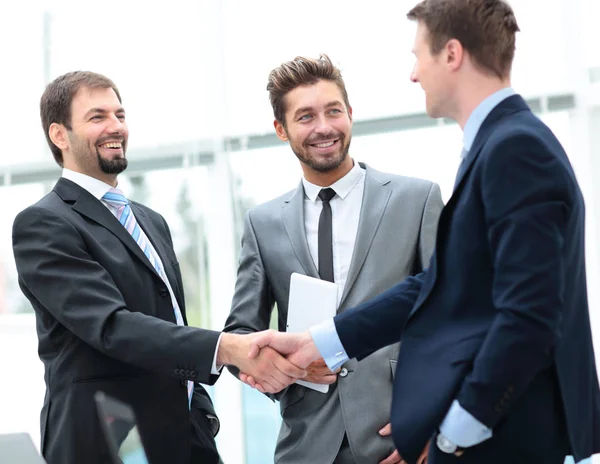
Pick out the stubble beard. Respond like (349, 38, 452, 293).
(292, 134, 352, 173)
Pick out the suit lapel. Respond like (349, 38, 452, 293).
(452, 94, 529, 198)
(339, 166, 392, 308)
(407, 95, 531, 321)
(132, 204, 186, 321)
(55, 178, 159, 278)
(282, 183, 320, 278)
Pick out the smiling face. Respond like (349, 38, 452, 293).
(50, 86, 128, 183)
(275, 79, 353, 184)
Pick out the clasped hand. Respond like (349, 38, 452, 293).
(219, 330, 323, 393)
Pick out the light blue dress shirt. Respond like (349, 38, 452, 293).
(311, 87, 516, 448)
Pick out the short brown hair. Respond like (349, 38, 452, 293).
(40, 71, 122, 166)
(407, 0, 520, 79)
(267, 54, 350, 126)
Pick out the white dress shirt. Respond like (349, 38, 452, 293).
(61, 169, 221, 374)
(302, 162, 366, 307)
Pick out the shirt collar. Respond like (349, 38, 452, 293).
(462, 87, 515, 153)
(302, 160, 365, 203)
(62, 168, 117, 200)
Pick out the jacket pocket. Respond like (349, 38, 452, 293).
(279, 384, 306, 413)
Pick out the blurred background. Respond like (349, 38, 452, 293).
(0, 0, 598, 462)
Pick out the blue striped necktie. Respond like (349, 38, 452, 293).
(102, 188, 194, 407)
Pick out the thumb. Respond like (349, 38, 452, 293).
(379, 423, 392, 436)
(248, 330, 273, 358)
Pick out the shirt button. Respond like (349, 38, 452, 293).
(339, 368, 349, 378)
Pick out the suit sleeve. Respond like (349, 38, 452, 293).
(334, 271, 425, 360)
(223, 211, 276, 379)
(455, 133, 571, 428)
(224, 211, 275, 335)
(12, 206, 221, 385)
(417, 182, 444, 271)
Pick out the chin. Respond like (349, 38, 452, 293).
(426, 105, 443, 119)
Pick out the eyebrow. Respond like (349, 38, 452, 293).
(83, 107, 126, 119)
(292, 100, 343, 119)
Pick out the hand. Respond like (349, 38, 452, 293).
(248, 329, 321, 368)
(417, 440, 429, 464)
(304, 358, 339, 385)
(378, 423, 402, 464)
(377, 424, 428, 464)
(217, 333, 306, 393)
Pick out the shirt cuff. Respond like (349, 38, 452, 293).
(439, 400, 493, 447)
(310, 319, 348, 371)
(211, 333, 224, 375)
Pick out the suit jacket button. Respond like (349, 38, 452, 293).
(339, 368, 349, 378)
(159, 288, 169, 297)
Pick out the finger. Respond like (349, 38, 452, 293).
(261, 378, 284, 394)
(379, 423, 392, 436)
(273, 352, 307, 379)
(304, 374, 337, 385)
(307, 365, 337, 377)
(379, 449, 401, 464)
(248, 330, 274, 358)
(245, 375, 257, 389)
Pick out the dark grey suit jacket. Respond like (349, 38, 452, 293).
(12, 178, 221, 464)
(225, 164, 444, 464)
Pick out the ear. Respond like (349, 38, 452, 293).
(49, 123, 69, 151)
(348, 105, 353, 122)
(274, 119, 289, 142)
(445, 38, 464, 72)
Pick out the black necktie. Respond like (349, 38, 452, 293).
(318, 188, 336, 282)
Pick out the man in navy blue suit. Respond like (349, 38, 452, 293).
(243, 1, 600, 463)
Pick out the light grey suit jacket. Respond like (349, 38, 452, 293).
(224, 163, 443, 464)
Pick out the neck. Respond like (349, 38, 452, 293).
(63, 162, 118, 187)
(302, 157, 354, 187)
(451, 77, 511, 129)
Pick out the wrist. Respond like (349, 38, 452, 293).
(217, 333, 243, 366)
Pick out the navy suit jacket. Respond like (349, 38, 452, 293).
(334, 95, 600, 463)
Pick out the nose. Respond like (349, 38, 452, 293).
(107, 114, 126, 134)
(314, 115, 333, 134)
(410, 63, 418, 83)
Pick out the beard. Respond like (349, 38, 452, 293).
(291, 132, 352, 173)
(97, 148, 128, 174)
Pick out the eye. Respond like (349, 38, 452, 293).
(90, 115, 103, 121)
(117, 114, 126, 121)
(329, 108, 342, 114)
(298, 114, 312, 121)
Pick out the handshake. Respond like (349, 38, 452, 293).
(216, 330, 336, 394)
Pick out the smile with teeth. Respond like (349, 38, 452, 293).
(99, 142, 123, 149)
(311, 140, 337, 148)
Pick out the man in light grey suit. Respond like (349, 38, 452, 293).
(224, 54, 443, 464)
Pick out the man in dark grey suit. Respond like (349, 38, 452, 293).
(224, 55, 443, 464)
